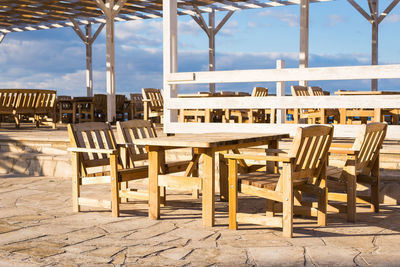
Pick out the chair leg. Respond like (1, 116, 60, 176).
(71, 152, 80, 212)
(228, 159, 238, 230)
(266, 200, 275, 217)
(371, 156, 380, 213)
(120, 181, 128, 203)
(317, 173, 327, 226)
(110, 154, 120, 217)
(160, 186, 166, 206)
(282, 162, 294, 238)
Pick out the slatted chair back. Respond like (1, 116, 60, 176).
(130, 93, 143, 109)
(308, 86, 324, 96)
(351, 122, 387, 174)
(15, 89, 56, 112)
(117, 120, 157, 167)
(115, 95, 127, 113)
(0, 90, 19, 113)
(251, 87, 268, 97)
(142, 88, 163, 112)
(219, 91, 236, 96)
(291, 85, 309, 96)
(288, 125, 334, 180)
(68, 122, 118, 172)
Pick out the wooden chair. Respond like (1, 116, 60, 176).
(57, 96, 73, 123)
(68, 122, 154, 217)
(230, 87, 272, 123)
(115, 94, 128, 121)
(142, 88, 163, 122)
(225, 125, 333, 237)
(129, 93, 144, 119)
(93, 94, 107, 121)
(327, 122, 387, 222)
(116, 119, 198, 198)
(291, 85, 338, 124)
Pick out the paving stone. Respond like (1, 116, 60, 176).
(0, 221, 21, 234)
(160, 247, 194, 261)
(87, 246, 126, 259)
(322, 236, 375, 250)
(127, 245, 175, 258)
(248, 246, 304, 267)
(306, 246, 359, 266)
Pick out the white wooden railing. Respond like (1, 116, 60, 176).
(163, 61, 400, 139)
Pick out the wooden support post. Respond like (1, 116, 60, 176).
(282, 161, 294, 238)
(276, 60, 286, 124)
(110, 153, 120, 217)
(299, 0, 309, 87)
(371, 0, 379, 91)
(209, 10, 216, 93)
(95, 0, 127, 122)
(71, 152, 80, 212)
(163, 0, 178, 133)
(148, 147, 160, 219)
(85, 23, 94, 97)
(348, 0, 400, 91)
(191, 9, 234, 93)
(228, 158, 238, 230)
(70, 19, 105, 97)
(371, 154, 380, 212)
(0, 33, 6, 44)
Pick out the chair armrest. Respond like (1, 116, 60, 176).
(143, 99, 152, 102)
(328, 148, 358, 155)
(330, 143, 353, 148)
(224, 153, 294, 163)
(68, 147, 117, 154)
(117, 143, 135, 148)
(265, 148, 288, 154)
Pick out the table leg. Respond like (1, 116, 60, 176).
(340, 108, 346, 124)
(267, 140, 279, 173)
(148, 147, 160, 220)
(72, 103, 76, 124)
(202, 148, 215, 226)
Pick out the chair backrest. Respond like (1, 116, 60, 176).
(288, 125, 334, 179)
(142, 88, 163, 112)
(116, 94, 127, 113)
(352, 122, 387, 174)
(93, 94, 107, 112)
(219, 91, 236, 96)
(130, 93, 144, 112)
(0, 90, 19, 112)
(291, 85, 309, 96)
(68, 122, 118, 172)
(308, 86, 324, 96)
(116, 120, 157, 167)
(251, 87, 268, 97)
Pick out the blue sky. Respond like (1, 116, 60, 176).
(1, 1, 400, 96)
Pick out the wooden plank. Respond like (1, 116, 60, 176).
(78, 197, 112, 209)
(81, 176, 111, 185)
(164, 123, 400, 140)
(158, 175, 202, 190)
(71, 152, 80, 212)
(167, 64, 400, 84)
(110, 153, 120, 217)
(282, 162, 293, 238)
(236, 213, 283, 228)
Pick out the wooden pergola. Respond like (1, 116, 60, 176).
(1, 1, 399, 123)
(1, 0, 331, 122)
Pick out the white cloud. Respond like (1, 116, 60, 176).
(179, 20, 202, 35)
(328, 14, 344, 27)
(258, 10, 299, 27)
(385, 14, 400, 23)
(248, 21, 257, 28)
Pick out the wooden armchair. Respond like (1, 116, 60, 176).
(230, 87, 273, 123)
(291, 85, 338, 124)
(225, 125, 333, 237)
(129, 93, 144, 119)
(116, 119, 197, 199)
(68, 122, 152, 217)
(142, 88, 163, 122)
(93, 94, 107, 121)
(327, 122, 387, 222)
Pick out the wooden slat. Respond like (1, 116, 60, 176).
(78, 197, 112, 209)
(236, 213, 283, 228)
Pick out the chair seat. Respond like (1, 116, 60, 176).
(239, 172, 307, 190)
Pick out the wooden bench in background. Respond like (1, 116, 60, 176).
(0, 89, 56, 128)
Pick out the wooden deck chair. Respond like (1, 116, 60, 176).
(68, 122, 152, 217)
(142, 88, 163, 122)
(93, 94, 107, 122)
(327, 122, 387, 222)
(308, 86, 338, 123)
(225, 125, 333, 238)
(129, 93, 144, 119)
(116, 119, 198, 199)
(115, 94, 128, 121)
(230, 87, 273, 123)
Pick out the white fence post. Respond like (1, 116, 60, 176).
(276, 60, 286, 124)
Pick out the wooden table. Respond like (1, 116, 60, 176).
(335, 90, 400, 124)
(57, 97, 94, 124)
(134, 132, 289, 227)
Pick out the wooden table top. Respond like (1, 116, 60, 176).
(133, 133, 289, 148)
(334, 90, 400, 95)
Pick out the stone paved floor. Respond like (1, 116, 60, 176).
(1, 175, 400, 266)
